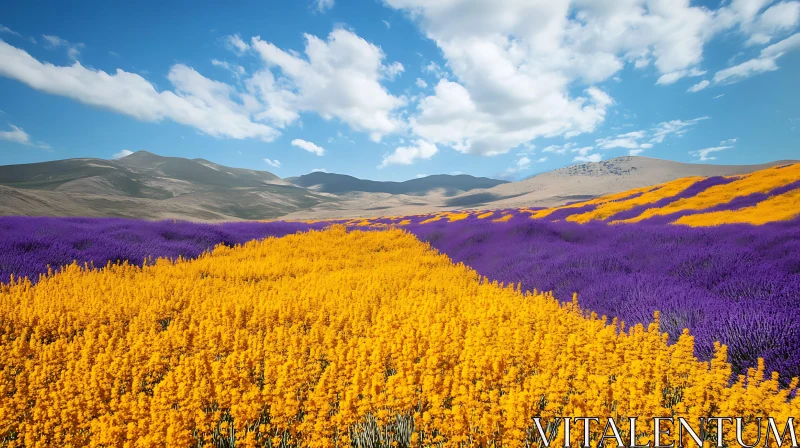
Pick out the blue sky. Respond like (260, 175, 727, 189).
(0, 0, 798, 181)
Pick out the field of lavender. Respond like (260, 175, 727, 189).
(1, 164, 800, 445)
(1, 163, 799, 381)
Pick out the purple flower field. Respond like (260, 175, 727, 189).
(0, 217, 322, 283)
(1, 214, 799, 381)
(404, 214, 800, 381)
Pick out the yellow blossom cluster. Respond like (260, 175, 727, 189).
(566, 177, 706, 223)
(1, 227, 798, 447)
(615, 164, 800, 224)
(676, 188, 800, 226)
(318, 163, 800, 228)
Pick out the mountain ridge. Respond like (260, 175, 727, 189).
(0, 152, 796, 221)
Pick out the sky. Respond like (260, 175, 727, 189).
(0, 0, 798, 181)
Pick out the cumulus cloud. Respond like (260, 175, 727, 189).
(112, 149, 134, 159)
(211, 59, 246, 79)
(0, 123, 31, 145)
(0, 123, 50, 148)
(415, 78, 428, 88)
(382, 0, 729, 156)
(264, 158, 281, 168)
(291, 138, 325, 156)
(379, 139, 437, 167)
(251, 29, 406, 142)
(382, 61, 405, 80)
(312, 168, 327, 172)
(223, 34, 249, 54)
(0, 41, 281, 142)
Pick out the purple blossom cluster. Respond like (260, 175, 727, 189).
(403, 214, 800, 381)
(0, 217, 321, 283)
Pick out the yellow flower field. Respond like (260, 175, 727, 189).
(1, 226, 797, 447)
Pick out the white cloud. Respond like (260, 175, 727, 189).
(714, 94, 725, 99)
(211, 59, 246, 79)
(291, 138, 325, 156)
(379, 0, 800, 158)
(112, 149, 134, 159)
(379, 139, 437, 167)
(655, 68, 706, 86)
(742, 1, 800, 46)
(0, 41, 281, 142)
(687, 79, 710, 92)
(503, 153, 547, 177)
(387, 0, 732, 156)
(422, 61, 447, 79)
(313, 0, 334, 13)
(650, 117, 709, 143)
(312, 168, 327, 172)
(251, 29, 406, 142)
(415, 78, 428, 88)
(415, 173, 427, 178)
(690, 145, 733, 161)
(596, 131, 646, 150)
(382, 61, 405, 80)
(0, 123, 31, 145)
(451, 171, 463, 175)
(0, 25, 21, 38)
(629, 149, 645, 156)
(542, 143, 575, 155)
(0, 123, 50, 148)
(721, 137, 739, 145)
(383, 20, 391, 29)
(714, 56, 779, 83)
(224, 34, 249, 54)
(711, 33, 800, 85)
(264, 158, 281, 168)
(42, 35, 84, 60)
(573, 153, 603, 163)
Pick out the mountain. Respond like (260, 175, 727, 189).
(286, 172, 508, 196)
(444, 156, 799, 209)
(0, 151, 331, 220)
(0, 153, 795, 221)
(280, 156, 798, 219)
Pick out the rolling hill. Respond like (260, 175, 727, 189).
(286, 172, 508, 196)
(0, 152, 795, 220)
(0, 151, 331, 220)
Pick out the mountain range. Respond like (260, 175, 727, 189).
(0, 151, 794, 221)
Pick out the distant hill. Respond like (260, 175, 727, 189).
(448, 156, 799, 209)
(281, 156, 798, 219)
(0, 151, 330, 220)
(286, 172, 508, 196)
(0, 153, 795, 221)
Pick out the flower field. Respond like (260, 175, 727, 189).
(0, 163, 799, 446)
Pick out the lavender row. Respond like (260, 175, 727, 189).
(403, 214, 800, 381)
(0, 217, 323, 283)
